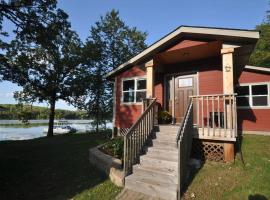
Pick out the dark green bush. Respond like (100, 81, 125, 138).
(158, 110, 172, 124)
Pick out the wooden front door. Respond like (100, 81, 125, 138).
(174, 75, 197, 123)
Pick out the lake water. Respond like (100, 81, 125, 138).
(0, 120, 112, 141)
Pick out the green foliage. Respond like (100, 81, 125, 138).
(158, 110, 172, 124)
(72, 9, 147, 133)
(249, 4, 270, 67)
(0, 104, 87, 120)
(0, 0, 58, 79)
(101, 137, 124, 159)
(1, 2, 85, 136)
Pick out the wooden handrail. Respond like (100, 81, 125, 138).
(123, 98, 157, 176)
(176, 99, 194, 199)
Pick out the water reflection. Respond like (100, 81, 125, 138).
(0, 121, 112, 141)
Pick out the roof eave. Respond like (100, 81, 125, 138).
(106, 26, 260, 79)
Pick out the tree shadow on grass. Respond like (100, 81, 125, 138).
(0, 133, 119, 200)
(248, 194, 268, 200)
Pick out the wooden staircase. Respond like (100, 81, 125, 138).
(124, 125, 179, 200)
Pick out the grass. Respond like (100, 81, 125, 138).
(183, 135, 270, 200)
(0, 133, 121, 200)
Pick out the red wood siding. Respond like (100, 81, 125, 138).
(198, 65, 223, 95)
(237, 70, 270, 131)
(238, 70, 270, 83)
(166, 40, 207, 52)
(115, 65, 146, 128)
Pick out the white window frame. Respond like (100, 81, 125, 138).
(236, 82, 270, 109)
(121, 76, 147, 104)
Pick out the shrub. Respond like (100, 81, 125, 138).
(158, 110, 172, 124)
(101, 137, 124, 159)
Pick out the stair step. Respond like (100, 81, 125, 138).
(133, 166, 178, 184)
(157, 125, 179, 132)
(154, 133, 177, 140)
(125, 174, 177, 200)
(152, 140, 177, 149)
(146, 146, 178, 154)
(145, 150, 178, 162)
(134, 163, 177, 177)
(139, 156, 177, 174)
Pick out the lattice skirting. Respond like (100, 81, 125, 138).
(191, 139, 224, 162)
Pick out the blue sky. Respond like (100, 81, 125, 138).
(0, 0, 268, 110)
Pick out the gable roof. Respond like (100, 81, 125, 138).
(106, 25, 260, 79)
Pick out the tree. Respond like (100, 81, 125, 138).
(0, 0, 58, 79)
(75, 10, 147, 133)
(1, 7, 83, 137)
(249, 4, 270, 67)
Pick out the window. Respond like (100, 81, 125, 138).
(179, 78, 193, 87)
(236, 83, 269, 107)
(122, 78, 146, 103)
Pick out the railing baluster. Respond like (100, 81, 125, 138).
(201, 97, 204, 136)
(196, 97, 199, 127)
(223, 95, 227, 138)
(229, 95, 232, 138)
(218, 95, 221, 137)
(207, 96, 209, 136)
(212, 96, 215, 137)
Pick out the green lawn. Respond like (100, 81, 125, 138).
(0, 133, 121, 200)
(183, 135, 270, 200)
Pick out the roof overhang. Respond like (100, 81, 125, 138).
(245, 65, 270, 73)
(107, 26, 260, 79)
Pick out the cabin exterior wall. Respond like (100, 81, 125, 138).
(237, 70, 270, 132)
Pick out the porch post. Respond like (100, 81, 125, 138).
(221, 47, 235, 162)
(221, 48, 234, 94)
(145, 60, 154, 98)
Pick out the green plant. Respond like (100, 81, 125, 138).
(101, 137, 124, 159)
(158, 110, 172, 124)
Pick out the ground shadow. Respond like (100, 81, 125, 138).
(248, 194, 268, 200)
(0, 133, 117, 200)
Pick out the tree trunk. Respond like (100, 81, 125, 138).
(47, 96, 56, 137)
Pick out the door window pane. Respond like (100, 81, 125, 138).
(252, 85, 268, 95)
(123, 80, 135, 91)
(137, 79, 146, 90)
(179, 78, 193, 87)
(252, 96, 268, 106)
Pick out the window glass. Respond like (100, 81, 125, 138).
(236, 86, 249, 96)
(179, 78, 193, 87)
(237, 97, 250, 107)
(123, 91, 134, 102)
(136, 91, 146, 102)
(123, 80, 134, 91)
(251, 85, 268, 95)
(252, 96, 268, 106)
(122, 78, 146, 103)
(137, 79, 146, 90)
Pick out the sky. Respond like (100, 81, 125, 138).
(0, 0, 268, 110)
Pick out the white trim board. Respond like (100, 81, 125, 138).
(245, 65, 270, 73)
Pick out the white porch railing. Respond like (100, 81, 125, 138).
(191, 94, 237, 141)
